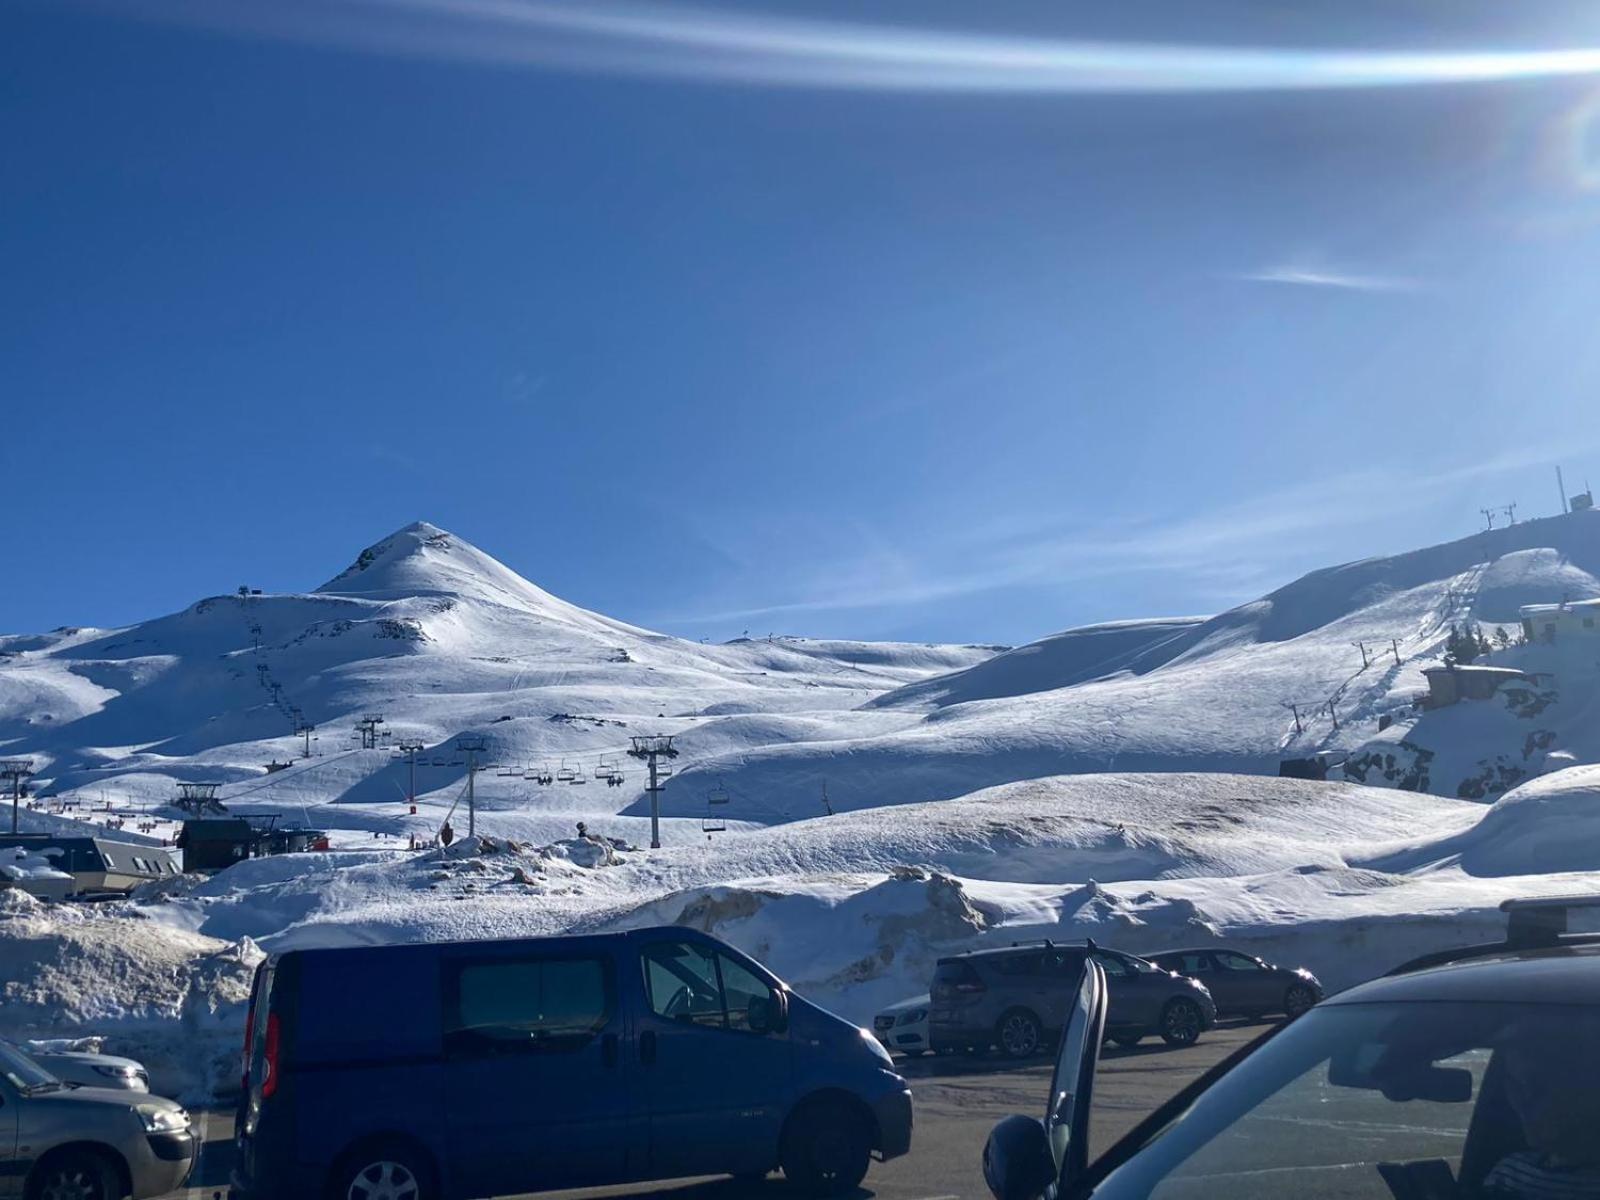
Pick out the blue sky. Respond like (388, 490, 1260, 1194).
(7, 1, 1600, 645)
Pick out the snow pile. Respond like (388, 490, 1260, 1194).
(0, 889, 261, 1102)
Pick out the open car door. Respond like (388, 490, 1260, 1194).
(984, 956, 1108, 1200)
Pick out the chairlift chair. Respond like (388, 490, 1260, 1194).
(702, 808, 726, 835)
(431, 757, 446, 767)
(556, 761, 577, 783)
(708, 785, 730, 806)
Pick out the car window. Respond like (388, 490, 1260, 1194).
(719, 953, 779, 1033)
(1044, 949, 1086, 975)
(445, 956, 611, 1055)
(0, 1041, 60, 1092)
(1175, 952, 1212, 974)
(1093, 952, 1133, 979)
(1215, 951, 1261, 972)
(642, 941, 727, 1028)
(1089, 1002, 1590, 1200)
(994, 952, 1045, 976)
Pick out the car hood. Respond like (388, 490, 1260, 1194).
(30, 1085, 175, 1113)
(41, 1051, 145, 1071)
(877, 994, 931, 1018)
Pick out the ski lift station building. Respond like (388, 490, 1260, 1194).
(1520, 597, 1600, 644)
(0, 835, 180, 900)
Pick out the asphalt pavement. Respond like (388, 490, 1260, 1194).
(163, 1020, 1267, 1200)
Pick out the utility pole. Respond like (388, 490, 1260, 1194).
(628, 735, 679, 850)
(356, 714, 386, 750)
(1353, 641, 1371, 670)
(457, 737, 488, 838)
(0, 760, 35, 835)
(296, 720, 316, 757)
(397, 740, 424, 812)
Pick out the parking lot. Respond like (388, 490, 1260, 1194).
(165, 1021, 1263, 1200)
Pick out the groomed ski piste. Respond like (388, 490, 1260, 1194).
(5, 516, 1600, 1100)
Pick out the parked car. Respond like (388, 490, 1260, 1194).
(930, 940, 1215, 1059)
(0, 1040, 194, 1200)
(983, 894, 1600, 1200)
(4, 1039, 151, 1092)
(873, 994, 930, 1057)
(229, 927, 912, 1200)
(1146, 946, 1323, 1019)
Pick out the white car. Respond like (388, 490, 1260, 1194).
(872, 994, 931, 1057)
(5, 1040, 150, 1092)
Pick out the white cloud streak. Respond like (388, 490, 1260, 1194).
(87, 0, 1600, 94)
(1238, 265, 1422, 292)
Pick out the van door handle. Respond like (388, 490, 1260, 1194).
(602, 1033, 618, 1068)
(640, 1030, 657, 1066)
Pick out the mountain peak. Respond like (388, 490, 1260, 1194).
(314, 522, 648, 637)
(317, 521, 548, 609)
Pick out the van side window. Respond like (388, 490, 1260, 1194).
(1093, 952, 1133, 979)
(643, 942, 726, 1028)
(642, 942, 780, 1034)
(445, 956, 612, 1056)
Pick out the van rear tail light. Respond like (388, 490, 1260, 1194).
(953, 979, 987, 993)
(260, 1014, 281, 1100)
(241, 997, 257, 1092)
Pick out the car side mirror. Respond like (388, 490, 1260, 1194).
(749, 991, 788, 1035)
(983, 1114, 1055, 1200)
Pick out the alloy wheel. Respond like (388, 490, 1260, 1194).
(347, 1160, 420, 1200)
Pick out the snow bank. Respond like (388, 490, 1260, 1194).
(0, 890, 261, 1102)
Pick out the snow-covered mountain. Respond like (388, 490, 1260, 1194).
(647, 508, 1600, 817)
(0, 521, 998, 837)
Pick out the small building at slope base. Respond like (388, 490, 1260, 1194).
(1421, 665, 1539, 709)
(1520, 597, 1600, 645)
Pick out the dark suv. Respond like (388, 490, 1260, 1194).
(1146, 946, 1322, 1019)
(929, 941, 1215, 1059)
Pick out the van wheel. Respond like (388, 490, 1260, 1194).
(1110, 1032, 1144, 1048)
(330, 1143, 435, 1200)
(996, 1008, 1043, 1059)
(1160, 998, 1203, 1047)
(28, 1149, 120, 1200)
(781, 1104, 871, 1196)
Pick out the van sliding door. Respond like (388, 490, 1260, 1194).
(441, 946, 630, 1197)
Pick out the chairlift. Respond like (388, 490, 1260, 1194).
(606, 770, 625, 788)
(707, 785, 730, 806)
(448, 759, 464, 767)
(556, 760, 577, 783)
(431, 757, 446, 767)
(702, 806, 726, 835)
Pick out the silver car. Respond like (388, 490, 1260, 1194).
(4, 1041, 150, 1093)
(0, 1042, 194, 1199)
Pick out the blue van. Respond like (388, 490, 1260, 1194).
(229, 926, 913, 1199)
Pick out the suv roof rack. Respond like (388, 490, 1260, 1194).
(1386, 895, 1600, 977)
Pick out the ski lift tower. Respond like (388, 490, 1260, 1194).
(0, 759, 35, 835)
(356, 714, 386, 750)
(628, 735, 678, 850)
(456, 737, 488, 838)
(175, 782, 227, 816)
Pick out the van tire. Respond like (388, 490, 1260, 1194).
(328, 1139, 437, 1200)
(781, 1103, 871, 1196)
(27, 1147, 122, 1200)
